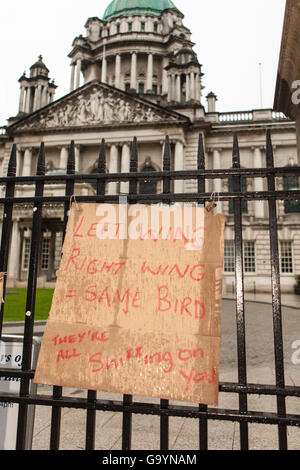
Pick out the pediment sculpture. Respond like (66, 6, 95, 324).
(13, 84, 182, 131)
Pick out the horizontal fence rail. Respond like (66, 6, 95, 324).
(0, 131, 299, 451)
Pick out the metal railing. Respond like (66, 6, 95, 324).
(0, 131, 299, 450)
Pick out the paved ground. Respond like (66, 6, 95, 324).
(2, 296, 300, 451)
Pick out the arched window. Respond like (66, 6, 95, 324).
(283, 175, 300, 213)
(139, 159, 157, 194)
(228, 176, 248, 214)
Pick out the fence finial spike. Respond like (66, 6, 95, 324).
(36, 142, 45, 176)
(67, 140, 75, 174)
(266, 129, 274, 168)
(232, 132, 240, 168)
(7, 144, 17, 177)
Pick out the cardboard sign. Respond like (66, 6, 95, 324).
(34, 204, 225, 405)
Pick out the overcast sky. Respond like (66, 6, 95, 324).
(0, 0, 286, 126)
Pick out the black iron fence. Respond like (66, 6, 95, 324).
(0, 130, 299, 451)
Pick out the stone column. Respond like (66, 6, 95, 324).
(76, 58, 82, 88)
(19, 86, 25, 113)
(190, 72, 195, 101)
(33, 87, 39, 112)
(60, 146, 68, 170)
(101, 55, 107, 84)
(130, 52, 137, 91)
(253, 146, 264, 218)
(120, 142, 131, 194)
(23, 147, 32, 176)
(146, 53, 153, 92)
(174, 140, 184, 194)
(213, 148, 222, 213)
(25, 87, 31, 113)
(195, 73, 201, 102)
(167, 75, 172, 101)
(42, 86, 48, 107)
(186, 74, 190, 102)
(36, 84, 43, 109)
(115, 53, 121, 89)
(162, 58, 168, 95)
(8, 220, 21, 282)
(176, 74, 181, 102)
(70, 63, 76, 91)
(75, 145, 81, 173)
(171, 74, 176, 101)
(108, 144, 119, 195)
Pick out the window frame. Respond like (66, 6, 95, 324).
(279, 241, 294, 274)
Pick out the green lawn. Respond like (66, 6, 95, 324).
(3, 289, 54, 323)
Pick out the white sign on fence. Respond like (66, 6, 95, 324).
(0, 335, 41, 450)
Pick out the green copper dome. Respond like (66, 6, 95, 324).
(103, 0, 178, 21)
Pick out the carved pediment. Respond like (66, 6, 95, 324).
(9, 82, 188, 132)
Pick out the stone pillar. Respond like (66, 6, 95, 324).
(76, 58, 82, 88)
(174, 140, 184, 193)
(33, 87, 39, 112)
(195, 73, 201, 102)
(42, 86, 48, 107)
(75, 145, 81, 173)
(8, 220, 21, 282)
(25, 87, 31, 113)
(101, 55, 107, 84)
(213, 148, 222, 213)
(36, 84, 42, 109)
(115, 53, 121, 89)
(19, 86, 25, 113)
(120, 142, 131, 194)
(186, 74, 190, 102)
(60, 146, 68, 170)
(70, 63, 76, 91)
(162, 58, 168, 95)
(23, 147, 32, 176)
(130, 52, 137, 91)
(146, 53, 153, 92)
(190, 72, 195, 101)
(176, 74, 181, 102)
(167, 75, 172, 101)
(171, 74, 176, 101)
(253, 146, 264, 218)
(108, 144, 119, 195)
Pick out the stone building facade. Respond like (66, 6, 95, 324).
(0, 0, 299, 293)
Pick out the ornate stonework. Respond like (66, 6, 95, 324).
(11, 82, 186, 132)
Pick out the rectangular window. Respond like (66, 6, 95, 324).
(116, 24, 120, 34)
(280, 241, 293, 273)
(224, 241, 256, 274)
(141, 22, 145, 31)
(138, 82, 145, 94)
(128, 22, 132, 32)
(224, 241, 235, 273)
(41, 237, 51, 271)
(244, 241, 256, 273)
(22, 238, 31, 271)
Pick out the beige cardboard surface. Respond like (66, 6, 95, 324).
(34, 204, 225, 405)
